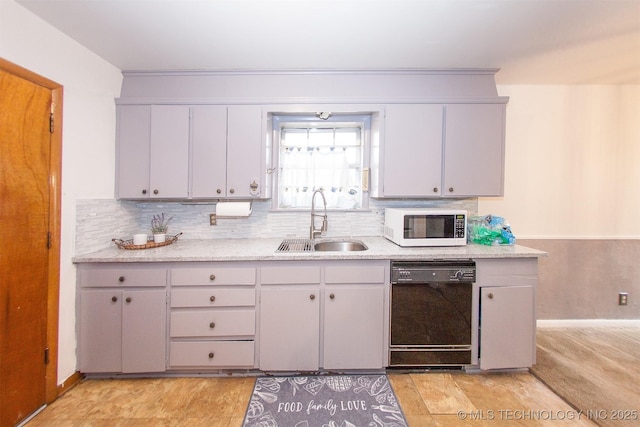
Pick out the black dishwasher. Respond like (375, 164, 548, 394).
(389, 260, 475, 367)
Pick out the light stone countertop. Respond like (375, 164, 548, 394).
(73, 236, 547, 263)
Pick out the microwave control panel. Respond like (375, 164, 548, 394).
(454, 214, 466, 238)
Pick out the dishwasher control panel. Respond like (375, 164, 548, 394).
(391, 260, 476, 283)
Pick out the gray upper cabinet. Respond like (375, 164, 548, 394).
(192, 105, 264, 199)
(191, 105, 227, 198)
(227, 106, 265, 198)
(116, 105, 190, 199)
(117, 104, 264, 200)
(372, 102, 506, 198)
(443, 104, 505, 197)
(380, 104, 443, 197)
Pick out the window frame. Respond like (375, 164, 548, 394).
(270, 112, 372, 211)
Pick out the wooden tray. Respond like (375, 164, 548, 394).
(113, 233, 182, 250)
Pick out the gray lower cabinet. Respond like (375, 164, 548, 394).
(475, 258, 537, 370)
(77, 257, 537, 374)
(259, 261, 388, 371)
(78, 266, 167, 373)
(168, 264, 257, 369)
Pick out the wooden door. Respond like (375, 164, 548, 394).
(0, 60, 61, 426)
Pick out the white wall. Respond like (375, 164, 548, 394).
(481, 85, 640, 239)
(1, 0, 122, 383)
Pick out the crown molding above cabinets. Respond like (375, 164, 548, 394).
(116, 69, 508, 105)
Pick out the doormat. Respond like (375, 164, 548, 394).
(243, 374, 408, 427)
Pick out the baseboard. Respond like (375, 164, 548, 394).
(537, 319, 640, 327)
(57, 371, 84, 396)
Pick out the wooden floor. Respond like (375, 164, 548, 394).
(24, 327, 638, 427)
(530, 326, 640, 427)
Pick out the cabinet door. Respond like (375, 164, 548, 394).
(259, 288, 320, 371)
(443, 104, 505, 197)
(116, 105, 151, 199)
(323, 286, 385, 369)
(382, 104, 443, 197)
(480, 285, 534, 370)
(122, 289, 167, 373)
(149, 105, 190, 198)
(227, 105, 263, 198)
(79, 290, 122, 373)
(191, 105, 228, 198)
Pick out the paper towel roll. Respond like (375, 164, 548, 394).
(216, 202, 252, 217)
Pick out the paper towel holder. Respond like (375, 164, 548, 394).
(215, 201, 253, 218)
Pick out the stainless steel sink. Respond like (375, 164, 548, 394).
(276, 238, 368, 252)
(313, 240, 368, 252)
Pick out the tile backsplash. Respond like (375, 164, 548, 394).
(75, 198, 478, 255)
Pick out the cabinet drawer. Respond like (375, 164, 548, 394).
(475, 258, 538, 287)
(171, 289, 255, 308)
(172, 267, 256, 286)
(261, 266, 321, 284)
(325, 264, 386, 284)
(80, 268, 167, 288)
(170, 341, 255, 367)
(170, 310, 255, 337)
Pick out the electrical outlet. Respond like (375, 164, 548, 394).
(209, 214, 217, 226)
(618, 292, 628, 306)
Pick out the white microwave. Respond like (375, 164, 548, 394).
(384, 208, 468, 247)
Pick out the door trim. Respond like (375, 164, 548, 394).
(0, 57, 62, 404)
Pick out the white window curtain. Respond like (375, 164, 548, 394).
(278, 125, 363, 209)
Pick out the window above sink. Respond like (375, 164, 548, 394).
(270, 112, 373, 211)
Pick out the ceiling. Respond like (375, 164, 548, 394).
(16, 0, 640, 84)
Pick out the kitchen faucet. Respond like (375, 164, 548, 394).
(310, 188, 328, 239)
